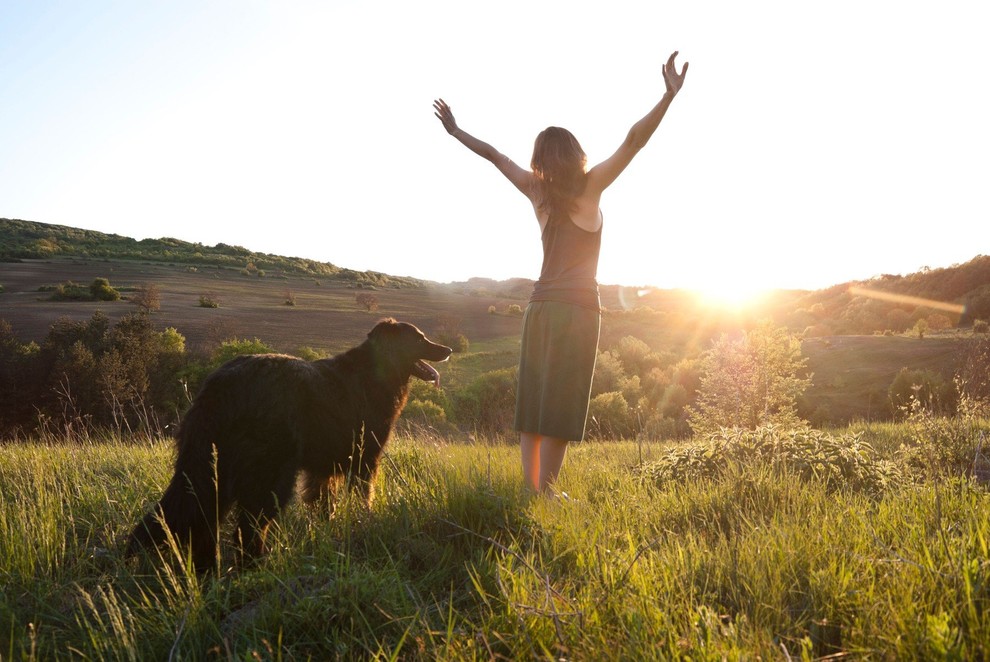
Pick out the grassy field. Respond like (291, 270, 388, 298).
(3, 420, 990, 660)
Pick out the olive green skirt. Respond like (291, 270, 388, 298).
(514, 301, 601, 441)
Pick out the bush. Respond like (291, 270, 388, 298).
(397, 399, 455, 438)
(640, 426, 903, 496)
(438, 332, 469, 353)
(89, 277, 121, 302)
(898, 403, 990, 480)
(295, 346, 330, 361)
(888, 368, 955, 418)
(452, 367, 517, 436)
(507, 304, 523, 316)
(199, 293, 220, 308)
(212, 338, 277, 367)
(975, 320, 989, 334)
(46, 280, 90, 301)
(587, 391, 635, 440)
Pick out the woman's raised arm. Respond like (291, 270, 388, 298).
(585, 51, 688, 195)
(434, 98, 535, 199)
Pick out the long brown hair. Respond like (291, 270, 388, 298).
(530, 127, 587, 218)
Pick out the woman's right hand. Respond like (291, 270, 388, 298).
(663, 51, 688, 97)
(433, 98, 459, 135)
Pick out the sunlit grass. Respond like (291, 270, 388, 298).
(2, 423, 990, 659)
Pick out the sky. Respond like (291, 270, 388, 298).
(2, 1, 987, 300)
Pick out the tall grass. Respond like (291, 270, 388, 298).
(2, 422, 989, 659)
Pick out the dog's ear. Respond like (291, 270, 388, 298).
(367, 318, 398, 340)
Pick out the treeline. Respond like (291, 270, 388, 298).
(778, 255, 990, 334)
(0, 218, 422, 288)
(0, 310, 705, 441)
(3, 311, 989, 442)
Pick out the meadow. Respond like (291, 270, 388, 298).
(3, 418, 990, 660)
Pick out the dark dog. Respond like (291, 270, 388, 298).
(126, 318, 451, 570)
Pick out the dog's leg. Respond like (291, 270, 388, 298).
(234, 465, 296, 564)
(350, 457, 379, 506)
(299, 472, 340, 516)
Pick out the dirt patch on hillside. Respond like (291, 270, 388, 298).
(0, 258, 527, 354)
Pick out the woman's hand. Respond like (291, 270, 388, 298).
(663, 51, 689, 97)
(433, 98, 459, 135)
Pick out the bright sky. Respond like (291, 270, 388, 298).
(2, 1, 987, 298)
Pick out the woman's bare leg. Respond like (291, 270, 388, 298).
(520, 432, 541, 492)
(538, 436, 568, 491)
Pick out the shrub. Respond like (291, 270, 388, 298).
(488, 305, 497, 315)
(89, 277, 121, 302)
(198, 293, 220, 308)
(587, 391, 635, 439)
(452, 367, 517, 436)
(956, 336, 990, 417)
(284, 291, 296, 306)
(438, 332, 469, 353)
(888, 368, 955, 418)
(507, 304, 524, 316)
(46, 280, 89, 301)
(898, 402, 990, 480)
(640, 426, 903, 496)
(212, 338, 276, 367)
(975, 320, 989, 334)
(397, 399, 454, 438)
(295, 346, 329, 361)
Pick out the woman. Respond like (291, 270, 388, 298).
(434, 51, 688, 493)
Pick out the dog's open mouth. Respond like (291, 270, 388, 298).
(413, 360, 441, 387)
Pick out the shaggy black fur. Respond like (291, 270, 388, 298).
(125, 318, 451, 571)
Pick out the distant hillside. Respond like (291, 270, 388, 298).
(3, 218, 989, 335)
(0, 218, 424, 288)
(780, 256, 990, 331)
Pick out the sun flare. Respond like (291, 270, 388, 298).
(691, 281, 771, 310)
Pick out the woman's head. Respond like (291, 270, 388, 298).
(531, 127, 587, 216)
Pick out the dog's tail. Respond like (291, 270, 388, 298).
(125, 408, 223, 570)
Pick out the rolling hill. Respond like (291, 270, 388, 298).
(2, 217, 988, 426)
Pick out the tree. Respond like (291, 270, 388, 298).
(132, 283, 161, 313)
(689, 320, 811, 435)
(355, 292, 379, 311)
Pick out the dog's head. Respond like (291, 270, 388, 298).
(367, 318, 452, 387)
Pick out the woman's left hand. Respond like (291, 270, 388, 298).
(663, 51, 689, 96)
(433, 98, 459, 135)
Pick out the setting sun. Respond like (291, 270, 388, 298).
(690, 280, 772, 310)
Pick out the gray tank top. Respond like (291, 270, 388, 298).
(529, 212, 602, 311)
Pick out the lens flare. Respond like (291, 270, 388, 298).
(848, 286, 965, 314)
